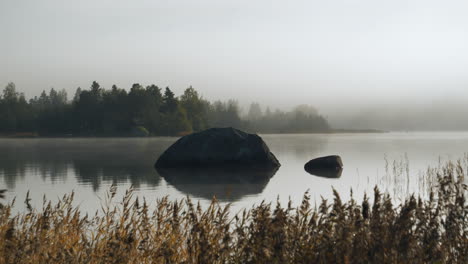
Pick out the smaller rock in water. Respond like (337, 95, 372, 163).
(305, 155, 343, 169)
(304, 155, 343, 178)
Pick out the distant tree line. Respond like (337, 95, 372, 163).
(0, 82, 329, 136)
(246, 103, 330, 133)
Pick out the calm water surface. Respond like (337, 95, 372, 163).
(1, 132, 467, 214)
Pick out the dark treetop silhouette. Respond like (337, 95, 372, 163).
(0, 82, 330, 136)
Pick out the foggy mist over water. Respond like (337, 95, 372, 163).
(2, 0, 468, 131)
(325, 100, 468, 131)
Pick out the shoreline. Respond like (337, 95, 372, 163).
(0, 129, 387, 138)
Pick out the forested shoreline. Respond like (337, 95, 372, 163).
(0, 82, 330, 137)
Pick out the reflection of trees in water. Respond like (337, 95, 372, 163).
(1, 161, 69, 189)
(0, 138, 173, 191)
(0, 157, 28, 189)
(158, 166, 278, 202)
(74, 159, 161, 192)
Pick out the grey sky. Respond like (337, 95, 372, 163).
(2, 0, 468, 129)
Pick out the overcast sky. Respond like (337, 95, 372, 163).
(2, 0, 468, 129)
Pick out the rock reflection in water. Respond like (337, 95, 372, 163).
(157, 166, 278, 202)
(304, 167, 343, 178)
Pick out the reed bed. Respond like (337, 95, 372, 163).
(0, 161, 467, 264)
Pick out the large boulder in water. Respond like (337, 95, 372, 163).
(154, 127, 280, 169)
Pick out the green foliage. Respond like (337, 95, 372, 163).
(0, 82, 33, 133)
(131, 126, 149, 137)
(180, 86, 209, 131)
(28, 88, 71, 135)
(0, 82, 331, 136)
(0, 160, 466, 263)
(0, 82, 193, 136)
(207, 100, 244, 129)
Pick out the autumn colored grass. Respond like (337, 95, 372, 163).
(0, 160, 467, 263)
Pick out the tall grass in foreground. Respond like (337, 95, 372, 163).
(0, 162, 467, 263)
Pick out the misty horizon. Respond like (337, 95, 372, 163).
(2, 0, 468, 131)
(1, 2, 467, 262)
(3, 80, 468, 132)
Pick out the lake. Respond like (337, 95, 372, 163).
(1, 132, 468, 214)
